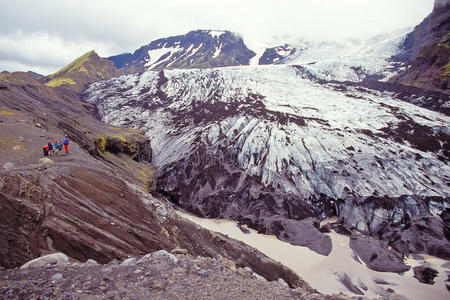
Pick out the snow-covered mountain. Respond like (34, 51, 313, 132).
(107, 30, 255, 74)
(107, 28, 416, 82)
(253, 28, 412, 81)
(83, 64, 450, 259)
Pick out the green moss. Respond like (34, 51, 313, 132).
(78, 66, 88, 75)
(0, 109, 14, 116)
(138, 167, 156, 191)
(96, 72, 104, 79)
(46, 50, 96, 80)
(444, 63, 450, 77)
(412, 82, 421, 88)
(111, 134, 127, 143)
(97, 136, 107, 152)
(45, 77, 76, 87)
(0, 74, 25, 83)
(108, 125, 141, 133)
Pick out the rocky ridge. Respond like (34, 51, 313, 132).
(391, 0, 450, 93)
(0, 251, 363, 300)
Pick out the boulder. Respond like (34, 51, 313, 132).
(253, 273, 267, 282)
(85, 259, 99, 266)
(349, 235, 409, 273)
(3, 162, 14, 170)
(120, 257, 137, 266)
(277, 278, 289, 288)
(20, 253, 69, 269)
(264, 217, 332, 256)
(38, 158, 54, 164)
(153, 250, 178, 264)
(319, 223, 331, 233)
(413, 265, 438, 284)
(51, 273, 64, 281)
(171, 248, 188, 255)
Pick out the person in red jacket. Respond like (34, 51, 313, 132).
(62, 136, 69, 155)
(42, 144, 49, 156)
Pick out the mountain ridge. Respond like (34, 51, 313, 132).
(107, 30, 256, 74)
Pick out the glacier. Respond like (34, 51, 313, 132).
(83, 64, 449, 259)
(251, 28, 412, 81)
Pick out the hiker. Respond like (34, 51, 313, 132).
(54, 139, 60, 155)
(62, 136, 69, 154)
(56, 138, 63, 155)
(42, 144, 49, 156)
(47, 141, 53, 156)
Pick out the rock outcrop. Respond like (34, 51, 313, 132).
(391, 0, 450, 92)
(349, 235, 410, 273)
(413, 265, 439, 284)
(20, 253, 69, 269)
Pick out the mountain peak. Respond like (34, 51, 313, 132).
(107, 30, 255, 74)
(40, 50, 119, 92)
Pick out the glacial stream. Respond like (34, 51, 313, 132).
(177, 211, 449, 299)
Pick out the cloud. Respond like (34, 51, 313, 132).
(0, 0, 434, 75)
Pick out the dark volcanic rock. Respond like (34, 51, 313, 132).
(330, 222, 353, 236)
(380, 215, 450, 260)
(413, 265, 439, 284)
(107, 30, 256, 73)
(264, 217, 332, 256)
(259, 45, 296, 65)
(338, 195, 450, 260)
(347, 80, 450, 115)
(319, 223, 332, 233)
(349, 235, 410, 273)
(335, 272, 364, 295)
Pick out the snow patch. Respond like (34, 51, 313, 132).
(213, 43, 223, 58)
(208, 30, 226, 39)
(145, 46, 182, 68)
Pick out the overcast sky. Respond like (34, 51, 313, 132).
(0, 0, 434, 75)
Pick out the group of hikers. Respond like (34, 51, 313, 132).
(43, 136, 69, 156)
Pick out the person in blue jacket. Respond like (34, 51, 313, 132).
(62, 136, 69, 155)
